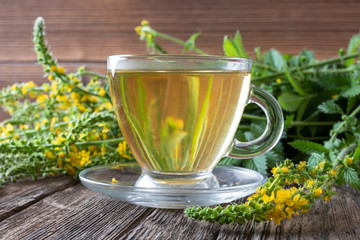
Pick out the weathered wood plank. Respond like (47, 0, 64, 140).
(216, 185, 360, 240)
(0, 183, 155, 240)
(120, 209, 220, 240)
(1, 0, 360, 62)
(0, 175, 75, 221)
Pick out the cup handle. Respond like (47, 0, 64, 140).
(226, 85, 284, 159)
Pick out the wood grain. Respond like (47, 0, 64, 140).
(0, 175, 75, 221)
(0, 177, 359, 239)
(1, 0, 360, 62)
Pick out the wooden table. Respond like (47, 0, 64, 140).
(1, 176, 359, 239)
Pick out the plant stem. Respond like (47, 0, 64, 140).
(146, 28, 208, 55)
(73, 71, 107, 80)
(330, 105, 360, 142)
(252, 52, 360, 82)
(42, 138, 125, 148)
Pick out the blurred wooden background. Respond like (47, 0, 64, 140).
(1, 0, 360, 121)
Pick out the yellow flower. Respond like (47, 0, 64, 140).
(35, 122, 40, 130)
(99, 88, 106, 97)
(274, 189, 292, 208)
(141, 20, 149, 26)
(19, 124, 28, 130)
(57, 159, 63, 168)
(44, 151, 55, 159)
(330, 170, 337, 176)
(65, 164, 76, 175)
(48, 74, 54, 81)
(112, 178, 118, 184)
(271, 167, 278, 174)
(261, 192, 275, 203)
(11, 84, 17, 91)
(314, 188, 323, 197)
(323, 195, 332, 202)
(276, 78, 281, 83)
(264, 205, 286, 225)
(36, 94, 48, 103)
(281, 167, 289, 173)
(307, 179, 314, 187)
(135, 26, 142, 35)
(347, 157, 353, 166)
(57, 66, 65, 74)
(51, 81, 58, 94)
(50, 65, 57, 72)
(59, 152, 66, 158)
(70, 144, 78, 152)
(63, 116, 69, 122)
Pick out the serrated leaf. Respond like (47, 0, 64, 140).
(223, 31, 249, 58)
(244, 155, 267, 174)
(244, 131, 255, 141)
(253, 155, 268, 174)
(278, 92, 305, 112)
(263, 49, 285, 71)
(289, 140, 329, 154)
(346, 33, 360, 66)
(342, 84, 360, 98)
(344, 167, 360, 190)
(318, 100, 343, 114)
(308, 153, 324, 167)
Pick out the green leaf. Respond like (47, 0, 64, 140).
(346, 33, 360, 66)
(344, 167, 360, 190)
(289, 140, 329, 154)
(223, 31, 249, 58)
(182, 32, 202, 54)
(342, 72, 360, 98)
(263, 49, 285, 71)
(253, 155, 268, 174)
(278, 92, 306, 112)
(308, 153, 323, 167)
(284, 114, 295, 128)
(318, 100, 343, 114)
(353, 138, 360, 164)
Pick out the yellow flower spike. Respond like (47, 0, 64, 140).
(141, 20, 149, 26)
(112, 178, 118, 184)
(281, 167, 289, 173)
(314, 188, 323, 197)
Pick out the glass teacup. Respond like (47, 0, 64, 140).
(107, 55, 283, 189)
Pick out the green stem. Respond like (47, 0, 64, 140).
(290, 121, 335, 127)
(252, 52, 360, 82)
(147, 28, 208, 55)
(242, 113, 266, 121)
(73, 71, 107, 80)
(330, 105, 360, 142)
(302, 69, 354, 74)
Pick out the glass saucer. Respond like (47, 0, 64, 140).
(79, 163, 267, 209)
